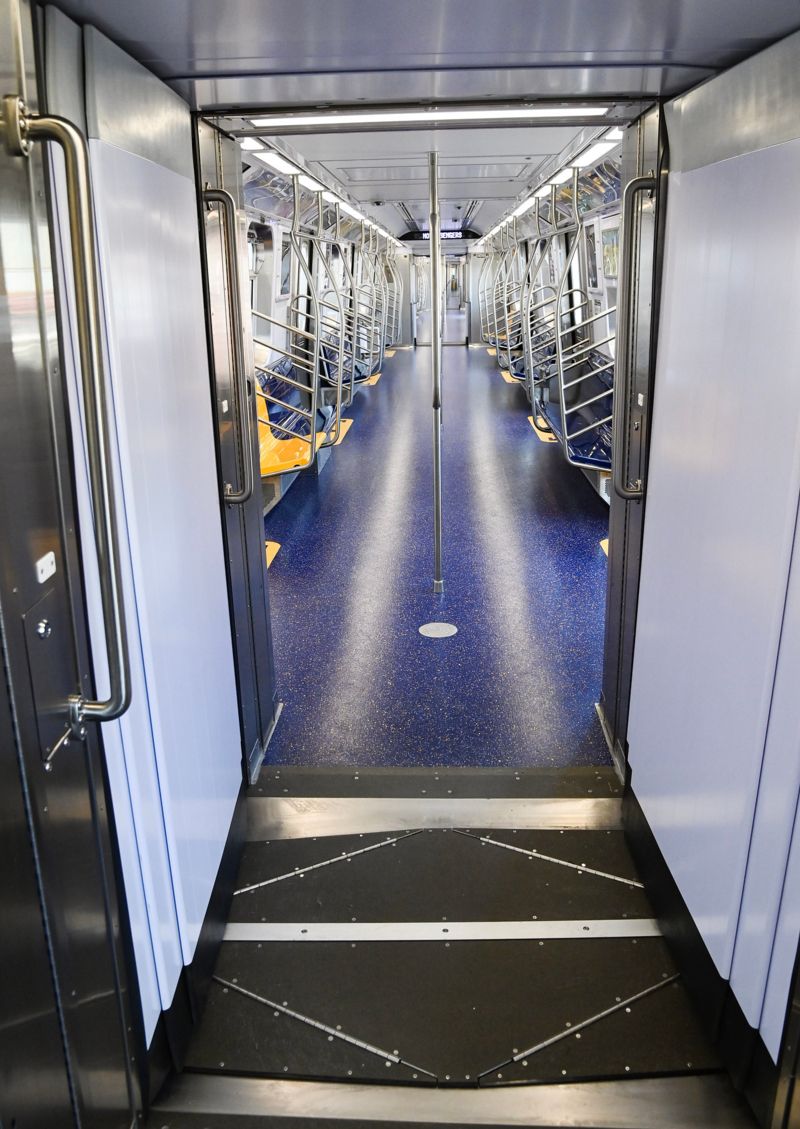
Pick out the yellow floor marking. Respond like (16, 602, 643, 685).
(486, 348, 497, 357)
(527, 415, 558, 443)
(365, 372, 382, 386)
(333, 418, 354, 446)
(265, 541, 281, 567)
(600, 538, 609, 556)
(384, 349, 396, 358)
(500, 370, 517, 384)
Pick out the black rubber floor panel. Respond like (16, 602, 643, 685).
(255, 765, 622, 799)
(230, 828, 651, 923)
(184, 938, 719, 1087)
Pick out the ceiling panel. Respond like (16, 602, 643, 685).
(55, 0, 800, 107)
(252, 123, 585, 235)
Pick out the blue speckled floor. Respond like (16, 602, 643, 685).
(264, 345, 610, 768)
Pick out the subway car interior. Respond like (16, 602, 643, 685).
(6, 3, 800, 1128)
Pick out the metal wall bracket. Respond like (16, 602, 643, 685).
(2, 94, 31, 157)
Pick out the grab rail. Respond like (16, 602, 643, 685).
(203, 188, 254, 504)
(2, 96, 131, 735)
(612, 175, 656, 500)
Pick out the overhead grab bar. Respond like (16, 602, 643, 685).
(612, 175, 656, 500)
(2, 95, 131, 735)
(203, 188, 254, 504)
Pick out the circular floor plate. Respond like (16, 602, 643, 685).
(418, 621, 458, 639)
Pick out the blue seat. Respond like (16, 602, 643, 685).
(538, 350, 614, 469)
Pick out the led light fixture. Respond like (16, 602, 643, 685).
(511, 197, 537, 218)
(258, 151, 299, 175)
(240, 137, 264, 151)
(339, 201, 365, 221)
(575, 140, 618, 168)
(250, 106, 609, 129)
(298, 173, 323, 191)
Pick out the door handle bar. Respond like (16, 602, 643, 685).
(2, 95, 131, 732)
(612, 175, 656, 501)
(203, 188, 254, 504)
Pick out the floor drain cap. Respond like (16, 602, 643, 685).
(419, 622, 458, 638)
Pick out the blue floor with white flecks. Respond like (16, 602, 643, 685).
(264, 341, 610, 768)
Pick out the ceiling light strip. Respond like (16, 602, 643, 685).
(250, 106, 610, 129)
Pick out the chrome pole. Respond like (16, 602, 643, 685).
(428, 151, 444, 593)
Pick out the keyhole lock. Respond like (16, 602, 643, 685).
(36, 619, 52, 639)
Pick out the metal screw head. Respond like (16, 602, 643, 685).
(36, 619, 52, 639)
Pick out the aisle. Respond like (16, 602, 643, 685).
(264, 346, 610, 767)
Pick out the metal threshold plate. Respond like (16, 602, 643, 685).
(246, 796, 623, 839)
(224, 919, 661, 943)
(154, 1073, 756, 1127)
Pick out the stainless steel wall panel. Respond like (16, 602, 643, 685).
(83, 25, 194, 180)
(0, 1, 137, 1122)
(43, 4, 85, 132)
(667, 29, 800, 173)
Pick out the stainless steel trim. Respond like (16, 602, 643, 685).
(204, 187, 254, 503)
(234, 830, 421, 894)
(453, 830, 644, 887)
(429, 151, 444, 594)
(153, 1072, 758, 1127)
(224, 919, 661, 943)
(214, 976, 437, 1078)
(246, 796, 624, 839)
(612, 176, 656, 500)
(2, 98, 131, 731)
(499, 974, 681, 1070)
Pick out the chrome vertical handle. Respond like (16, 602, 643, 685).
(612, 175, 656, 500)
(2, 95, 131, 731)
(204, 188, 254, 504)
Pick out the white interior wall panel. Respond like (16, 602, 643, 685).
(730, 489, 800, 1052)
(45, 6, 180, 1040)
(627, 139, 800, 977)
(761, 796, 800, 1057)
(83, 27, 243, 967)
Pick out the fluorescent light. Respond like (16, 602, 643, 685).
(258, 151, 299, 175)
(250, 106, 609, 128)
(534, 184, 551, 198)
(511, 197, 536, 218)
(240, 137, 264, 151)
(299, 173, 323, 192)
(604, 127, 624, 142)
(322, 190, 339, 204)
(340, 202, 365, 221)
(550, 168, 574, 185)
(575, 140, 618, 168)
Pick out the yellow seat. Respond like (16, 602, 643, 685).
(258, 418, 326, 477)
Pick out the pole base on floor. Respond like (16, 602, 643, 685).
(433, 579, 444, 593)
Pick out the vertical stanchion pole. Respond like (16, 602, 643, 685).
(429, 151, 444, 593)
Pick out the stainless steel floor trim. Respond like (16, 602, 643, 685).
(234, 831, 422, 895)
(224, 919, 661, 943)
(153, 1073, 757, 1127)
(454, 829, 644, 888)
(214, 976, 436, 1080)
(480, 975, 681, 1081)
(246, 797, 623, 839)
